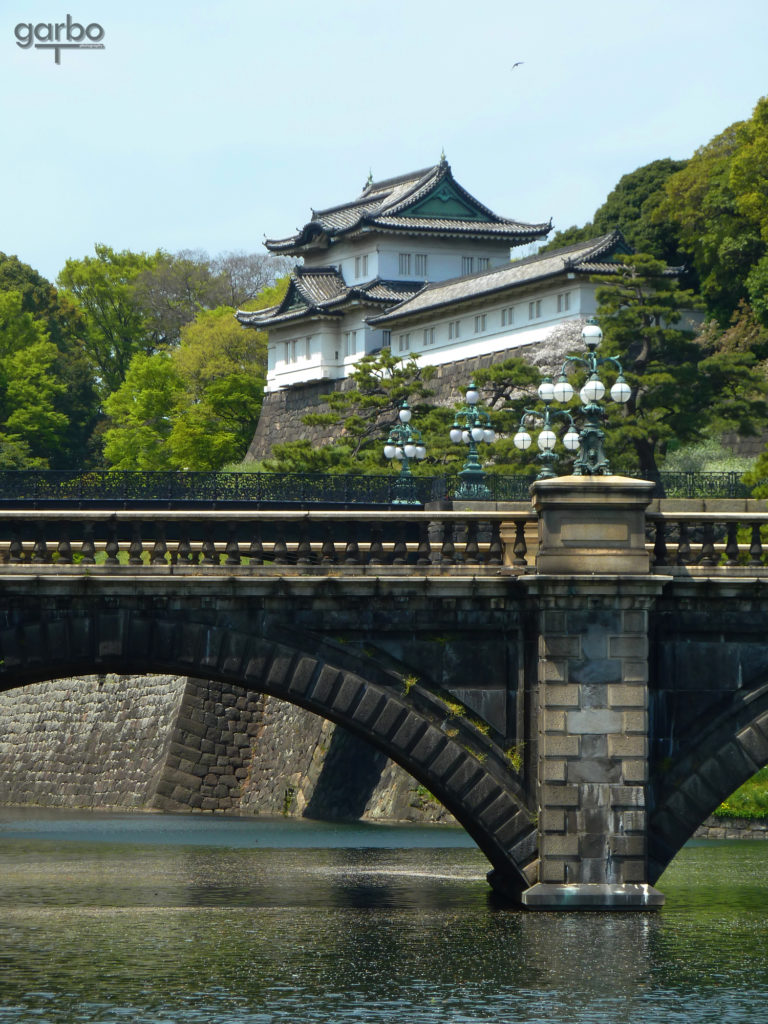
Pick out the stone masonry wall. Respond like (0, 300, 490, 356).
(247, 324, 586, 460)
(0, 675, 187, 809)
(0, 677, 451, 823)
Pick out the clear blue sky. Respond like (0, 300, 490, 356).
(2, 0, 767, 282)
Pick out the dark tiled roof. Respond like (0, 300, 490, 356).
(368, 231, 634, 326)
(265, 159, 550, 254)
(236, 269, 423, 329)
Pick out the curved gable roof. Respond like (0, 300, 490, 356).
(265, 159, 550, 254)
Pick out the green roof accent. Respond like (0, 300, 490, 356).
(406, 181, 485, 221)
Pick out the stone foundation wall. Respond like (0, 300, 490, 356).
(0, 677, 451, 824)
(694, 815, 768, 839)
(247, 324, 585, 461)
(0, 674, 187, 809)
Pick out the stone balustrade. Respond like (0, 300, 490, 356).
(0, 509, 537, 572)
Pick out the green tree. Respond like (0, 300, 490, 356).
(0, 253, 98, 468)
(58, 244, 161, 395)
(169, 306, 267, 469)
(656, 100, 768, 325)
(0, 291, 69, 468)
(103, 353, 183, 470)
(593, 255, 767, 483)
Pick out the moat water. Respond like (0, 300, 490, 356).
(1, 809, 767, 1024)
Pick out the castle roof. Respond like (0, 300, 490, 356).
(235, 266, 423, 329)
(264, 158, 551, 255)
(367, 231, 638, 326)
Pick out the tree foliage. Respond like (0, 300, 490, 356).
(102, 304, 271, 471)
(0, 291, 69, 468)
(593, 255, 767, 482)
(655, 98, 768, 325)
(0, 253, 98, 468)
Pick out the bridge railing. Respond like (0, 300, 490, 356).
(0, 509, 538, 572)
(647, 511, 768, 570)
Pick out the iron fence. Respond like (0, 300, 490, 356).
(0, 469, 762, 506)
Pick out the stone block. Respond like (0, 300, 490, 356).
(622, 610, 646, 634)
(622, 760, 648, 784)
(542, 735, 580, 757)
(542, 834, 579, 857)
(332, 675, 364, 714)
(568, 659, 621, 686)
(409, 727, 445, 768)
(445, 757, 481, 796)
(287, 656, 318, 696)
(621, 661, 648, 683)
(607, 685, 647, 708)
(372, 699, 406, 739)
(607, 735, 648, 758)
(567, 709, 622, 734)
(540, 809, 565, 833)
(737, 724, 768, 765)
(540, 859, 567, 884)
(621, 710, 648, 733)
(542, 685, 580, 708)
(543, 710, 567, 732)
(568, 758, 621, 784)
(617, 860, 647, 883)
(428, 744, 462, 782)
(390, 716, 426, 753)
(542, 759, 567, 782)
(309, 665, 341, 705)
(540, 784, 579, 807)
(351, 689, 384, 728)
(541, 660, 568, 682)
(266, 650, 294, 690)
(543, 635, 580, 658)
(608, 636, 648, 660)
(609, 835, 646, 857)
(579, 833, 608, 859)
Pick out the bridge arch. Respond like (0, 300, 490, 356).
(0, 601, 537, 897)
(649, 680, 768, 882)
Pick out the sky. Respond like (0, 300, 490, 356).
(2, 0, 767, 283)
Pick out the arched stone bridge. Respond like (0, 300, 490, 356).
(2, 479, 768, 909)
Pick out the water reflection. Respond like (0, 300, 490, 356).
(0, 811, 767, 1023)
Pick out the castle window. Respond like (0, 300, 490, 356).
(557, 291, 571, 312)
(477, 257, 489, 271)
(448, 320, 461, 340)
(528, 300, 542, 320)
(461, 256, 474, 275)
(415, 253, 428, 276)
(399, 253, 411, 275)
(305, 336, 312, 359)
(474, 314, 487, 333)
(398, 333, 411, 352)
(423, 327, 435, 346)
(501, 306, 514, 326)
(355, 255, 368, 278)
(382, 330, 391, 348)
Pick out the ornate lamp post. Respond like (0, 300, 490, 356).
(383, 400, 427, 504)
(449, 380, 496, 500)
(553, 324, 631, 475)
(520, 324, 631, 476)
(513, 378, 580, 479)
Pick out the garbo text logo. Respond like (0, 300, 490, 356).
(15, 15, 105, 65)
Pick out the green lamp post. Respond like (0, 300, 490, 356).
(449, 381, 496, 500)
(552, 324, 631, 475)
(384, 400, 427, 504)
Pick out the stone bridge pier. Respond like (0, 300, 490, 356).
(514, 477, 664, 908)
